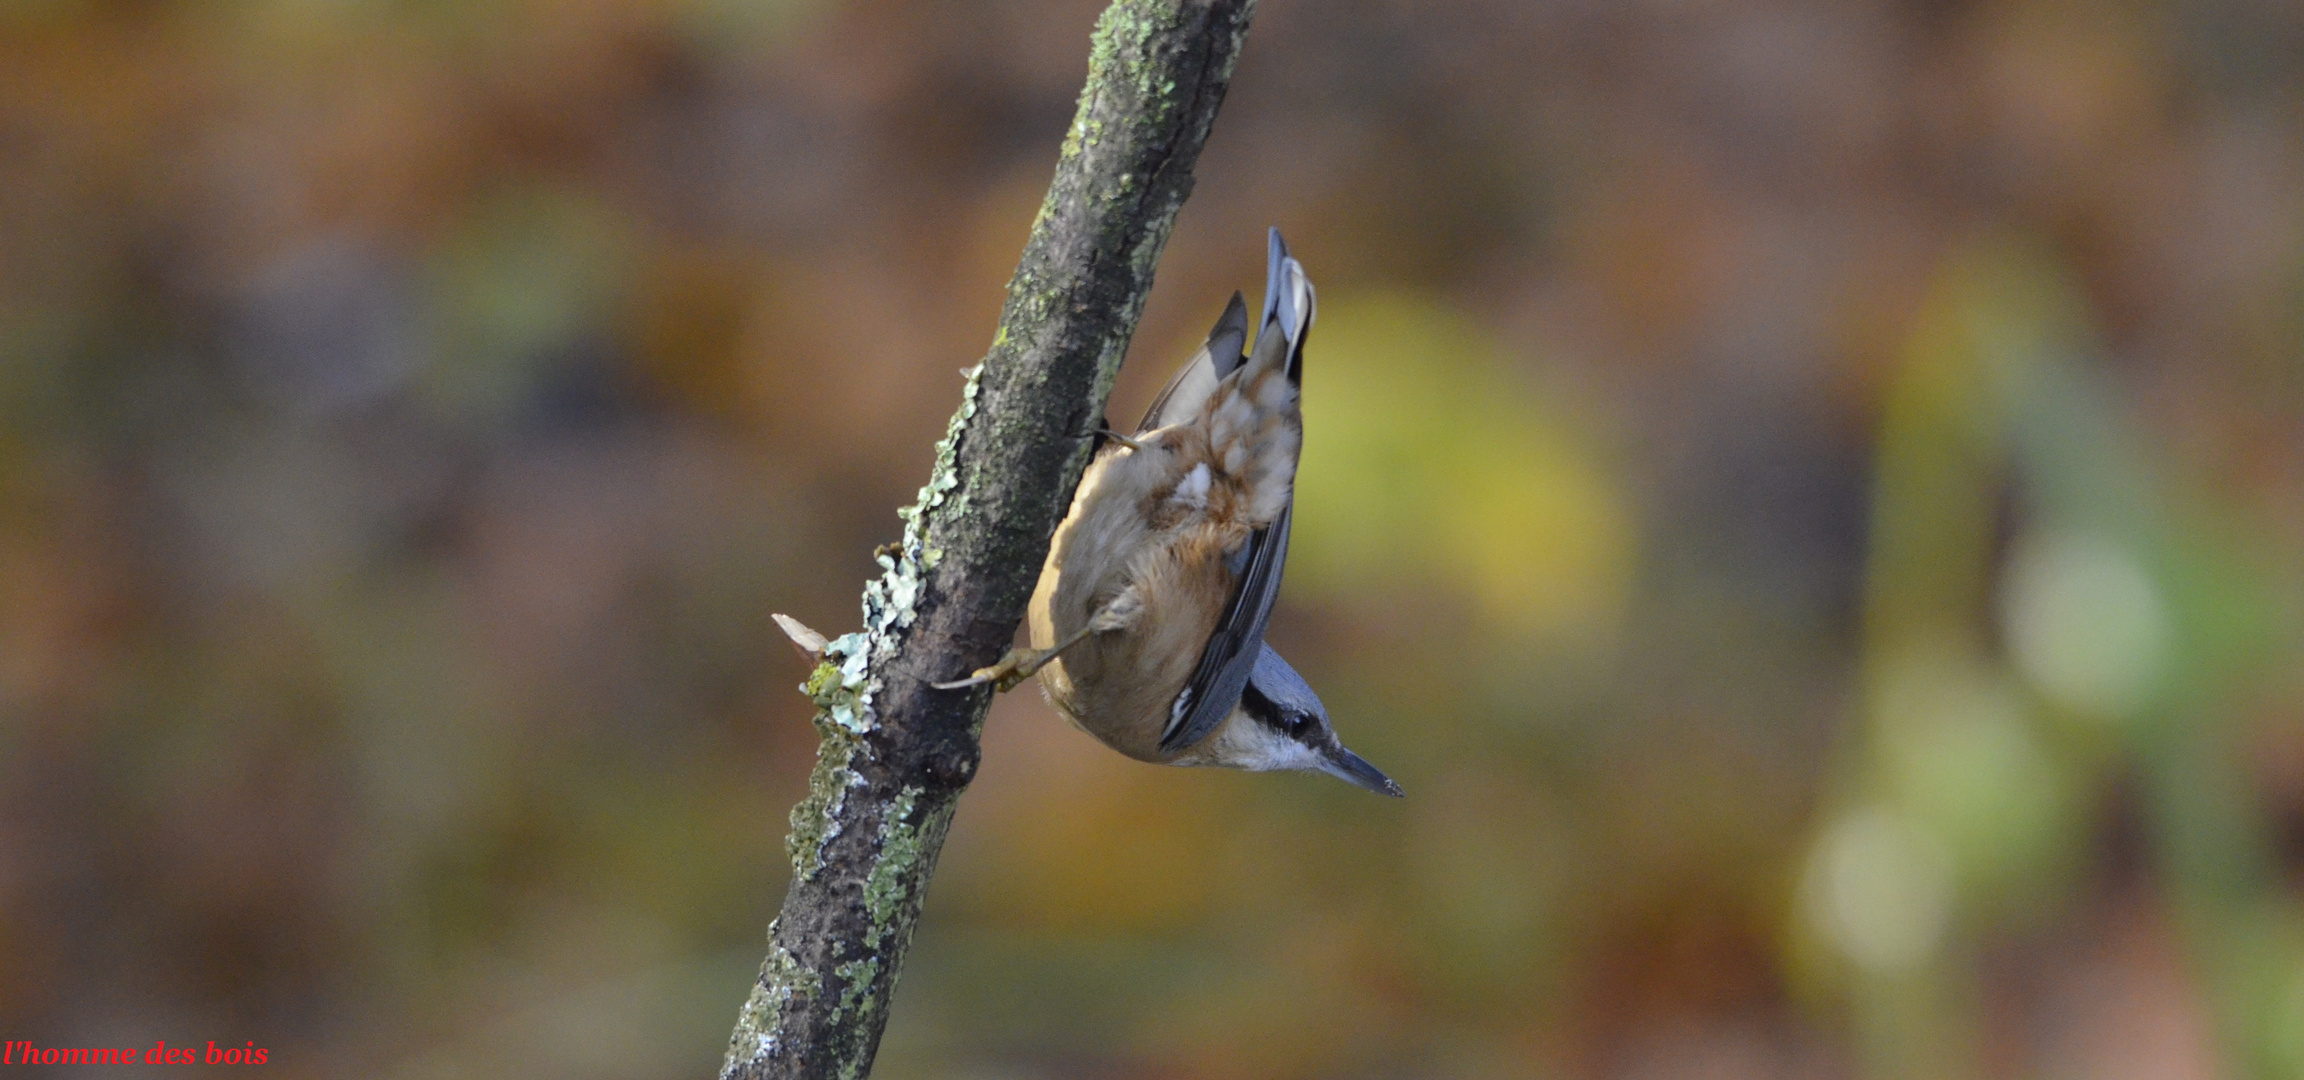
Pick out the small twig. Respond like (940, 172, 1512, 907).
(771, 614, 829, 661)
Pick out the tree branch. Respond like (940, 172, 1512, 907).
(720, 3, 1258, 1077)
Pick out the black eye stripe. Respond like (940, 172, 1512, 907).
(1240, 681, 1314, 739)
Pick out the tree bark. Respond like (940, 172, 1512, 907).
(719, 3, 1259, 1077)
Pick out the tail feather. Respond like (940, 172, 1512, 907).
(1258, 228, 1315, 382)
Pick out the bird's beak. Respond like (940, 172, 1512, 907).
(1319, 747, 1404, 797)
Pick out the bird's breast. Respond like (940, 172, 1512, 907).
(1036, 528, 1243, 762)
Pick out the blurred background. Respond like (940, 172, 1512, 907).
(3, 0, 2303, 1077)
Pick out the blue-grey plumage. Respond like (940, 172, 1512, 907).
(1175, 643, 1403, 797)
(938, 229, 1399, 798)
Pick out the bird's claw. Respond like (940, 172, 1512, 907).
(932, 648, 1041, 692)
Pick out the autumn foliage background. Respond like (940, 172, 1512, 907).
(5, 0, 2304, 1077)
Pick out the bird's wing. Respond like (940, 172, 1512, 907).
(1135, 292, 1248, 435)
(1159, 228, 1314, 753)
(1160, 505, 1291, 752)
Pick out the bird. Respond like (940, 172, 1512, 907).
(938, 229, 1401, 797)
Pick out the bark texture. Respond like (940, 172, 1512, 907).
(720, 3, 1258, 1077)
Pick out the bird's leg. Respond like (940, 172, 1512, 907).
(933, 625, 1095, 692)
(933, 590, 1140, 692)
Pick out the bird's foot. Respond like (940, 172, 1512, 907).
(932, 646, 1059, 692)
(934, 603, 1123, 692)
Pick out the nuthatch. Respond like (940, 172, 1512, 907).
(939, 230, 1401, 797)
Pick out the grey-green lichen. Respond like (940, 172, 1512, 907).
(1049, 0, 1208, 235)
(786, 641, 870, 879)
(1096, 1, 1202, 133)
(863, 788, 926, 936)
(998, 263, 1064, 353)
(829, 956, 881, 1029)
(873, 362, 981, 623)
(806, 635, 874, 735)
(720, 931, 819, 1079)
(784, 721, 860, 880)
(815, 787, 957, 1074)
(783, 365, 982, 882)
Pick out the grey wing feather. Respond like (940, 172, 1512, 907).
(1136, 292, 1248, 434)
(1160, 506, 1292, 752)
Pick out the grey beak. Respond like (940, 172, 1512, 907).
(1320, 746, 1404, 797)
